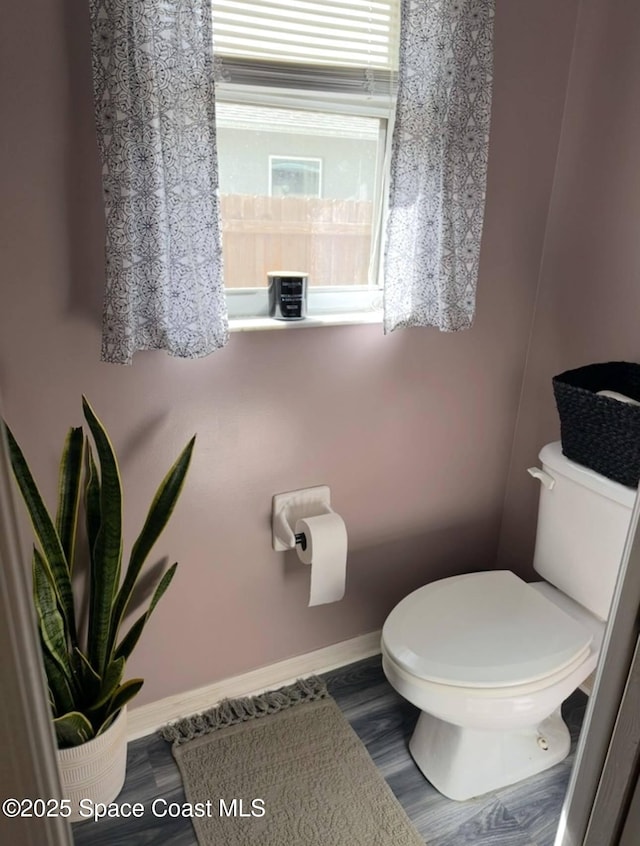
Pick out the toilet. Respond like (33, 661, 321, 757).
(381, 442, 636, 801)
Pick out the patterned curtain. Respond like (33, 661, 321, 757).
(89, 1, 229, 365)
(384, 0, 495, 333)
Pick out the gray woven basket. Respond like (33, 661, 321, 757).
(552, 362, 640, 488)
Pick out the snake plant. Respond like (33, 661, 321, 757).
(3, 396, 194, 749)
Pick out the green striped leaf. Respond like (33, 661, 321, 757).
(55, 427, 84, 575)
(40, 638, 75, 717)
(85, 443, 101, 566)
(54, 711, 94, 748)
(109, 437, 195, 659)
(4, 423, 77, 645)
(102, 679, 144, 729)
(114, 563, 178, 662)
(82, 396, 123, 677)
(87, 657, 125, 712)
(71, 647, 102, 708)
(32, 548, 75, 694)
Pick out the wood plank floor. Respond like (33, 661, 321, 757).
(72, 656, 587, 845)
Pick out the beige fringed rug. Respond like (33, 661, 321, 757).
(160, 677, 424, 846)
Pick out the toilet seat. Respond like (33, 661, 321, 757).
(381, 570, 593, 689)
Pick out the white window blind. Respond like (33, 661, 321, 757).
(212, 0, 400, 71)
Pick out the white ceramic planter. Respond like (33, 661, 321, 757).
(57, 707, 128, 822)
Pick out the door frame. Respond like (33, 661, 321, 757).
(0, 409, 71, 846)
(556, 489, 640, 846)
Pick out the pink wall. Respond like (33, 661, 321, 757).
(498, 0, 640, 575)
(0, 0, 579, 705)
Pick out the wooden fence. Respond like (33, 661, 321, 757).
(220, 195, 374, 288)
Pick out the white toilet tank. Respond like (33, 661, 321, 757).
(532, 442, 636, 621)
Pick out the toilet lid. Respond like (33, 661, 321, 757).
(381, 571, 593, 688)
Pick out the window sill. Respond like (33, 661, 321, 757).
(226, 286, 383, 330)
(229, 310, 383, 333)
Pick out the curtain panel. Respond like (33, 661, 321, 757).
(384, 0, 495, 333)
(89, 0, 228, 365)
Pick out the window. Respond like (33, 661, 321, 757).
(212, 1, 400, 320)
(269, 156, 322, 198)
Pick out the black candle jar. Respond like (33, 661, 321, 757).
(268, 272, 308, 320)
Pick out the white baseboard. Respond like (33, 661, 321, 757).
(127, 630, 382, 741)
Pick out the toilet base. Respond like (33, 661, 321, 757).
(409, 706, 571, 801)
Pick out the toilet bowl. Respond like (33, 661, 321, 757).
(381, 572, 605, 800)
(381, 443, 634, 801)
(382, 573, 604, 729)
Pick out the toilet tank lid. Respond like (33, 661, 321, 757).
(539, 442, 636, 507)
(381, 571, 593, 688)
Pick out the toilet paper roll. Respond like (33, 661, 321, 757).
(295, 512, 347, 606)
(596, 389, 640, 406)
